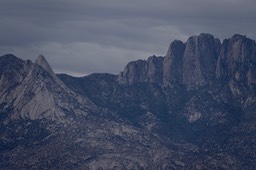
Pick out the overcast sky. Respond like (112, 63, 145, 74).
(0, 0, 256, 76)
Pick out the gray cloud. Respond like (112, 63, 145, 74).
(0, 0, 256, 76)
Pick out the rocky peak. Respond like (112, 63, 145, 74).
(0, 54, 33, 95)
(35, 54, 55, 75)
(216, 34, 255, 77)
(146, 56, 164, 83)
(33, 54, 69, 89)
(0, 54, 95, 121)
(0, 54, 19, 61)
(166, 40, 185, 57)
(182, 33, 221, 85)
(118, 33, 221, 86)
(216, 34, 256, 98)
(0, 54, 28, 74)
(163, 40, 185, 85)
(118, 59, 146, 84)
(117, 56, 164, 84)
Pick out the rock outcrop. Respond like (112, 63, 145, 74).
(181, 33, 221, 85)
(118, 56, 164, 84)
(163, 40, 185, 85)
(0, 54, 95, 121)
(118, 33, 248, 87)
(216, 34, 256, 98)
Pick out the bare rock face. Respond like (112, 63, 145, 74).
(117, 59, 146, 84)
(216, 34, 256, 98)
(163, 40, 185, 85)
(146, 56, 164, 83)
(0, 54, 95, 121)
(35, 54, 54, 74)
(118, 33, 221, 86)
(117, 56, 164, 84)
(182, 33, 221, 86)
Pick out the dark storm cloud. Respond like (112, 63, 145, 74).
(0, 0, 256, 75)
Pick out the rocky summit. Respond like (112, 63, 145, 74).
(1, 33, 256, 169)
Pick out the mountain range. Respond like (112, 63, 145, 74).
(1, 33, 256, 169)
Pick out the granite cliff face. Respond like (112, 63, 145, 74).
(181, 33, 221, 85)
(1, 33, 256, 169)
(0, 54, 95, 121)
(118, 56, 164, 84)
(119, 33, 255, 91)
(216, 35, 256, 98)
(118, 33, 222, 86)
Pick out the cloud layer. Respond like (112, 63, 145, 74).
(0, 0, 256, 75)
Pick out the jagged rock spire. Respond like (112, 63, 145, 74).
(118, 33, 222, 86)
(35, 54, 55, 74)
